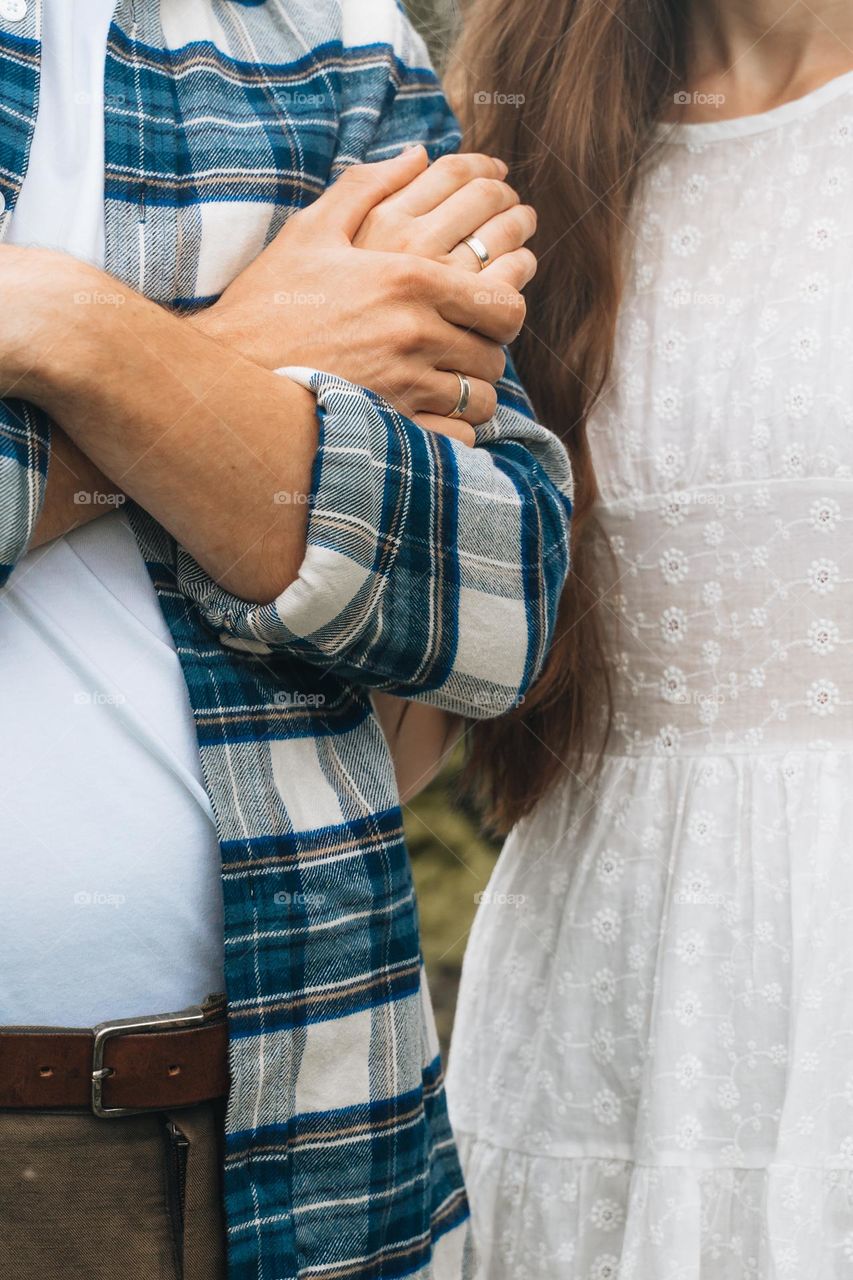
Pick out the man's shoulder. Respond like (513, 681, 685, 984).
(151, 0, 432, 70)
(339, 0, 432, 65)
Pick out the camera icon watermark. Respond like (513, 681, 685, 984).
(272, 690, 326, 708)
(673, 90, 726, 109)
(474, 890, 526, 907)
(73, 690, 127, 706)
(473, 90, 525, 108)
(279, 90, 327, 108)
(273, 490, 316, 506)
(73, 890, 126, 907)
(273, 290, 325, 307)
(73, 289, 126, 306)
(73, 490, 126, 507)
(273, 890, 327, 907)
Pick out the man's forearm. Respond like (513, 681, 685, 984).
(10, 254, 319, 602)
(15, 151, 533, 563)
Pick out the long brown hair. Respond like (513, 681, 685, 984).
(449, 0, 688, 830)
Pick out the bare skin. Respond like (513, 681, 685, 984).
(5, 250, 528, 604)
(3, 148, 533, 788)
(8, 255, 327, 601)
(28, 148, 535, 559)
(671, 0, 853, 122)
(372, 694, 463, 805)
(386, 0, 853, 802)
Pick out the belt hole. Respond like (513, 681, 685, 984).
(167, 1064, 181, 1077)
(39, 1066, 53, 1078)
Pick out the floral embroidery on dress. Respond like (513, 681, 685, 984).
(448, 73, 853, 1280)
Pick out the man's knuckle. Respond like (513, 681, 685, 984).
(509, 205, 533, 236)
(512, 292, 528, 325)
(491, 292, 525, 340)
(498, 281, 523, 309)
(393, 314, 424, 355)
(478, 385, 498, 421)
(487, 345, 507, 381)
(395, 258, 430, 298)
(470, 176, 500, 203)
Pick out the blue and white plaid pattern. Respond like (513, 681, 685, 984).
(0, 2, 573, 1276)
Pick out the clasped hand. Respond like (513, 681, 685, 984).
(192, 145, 537, 446)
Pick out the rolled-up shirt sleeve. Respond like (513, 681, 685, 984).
(0, 399, 51, 587)
(179, 361, 572, 720)
(175, 3, 573, 719)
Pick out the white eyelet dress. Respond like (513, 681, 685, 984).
(447, 72, 853, 1280)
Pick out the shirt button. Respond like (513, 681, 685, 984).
(0, 0, 27, 20)
(0, 193, 6, 216)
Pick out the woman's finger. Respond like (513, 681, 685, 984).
(308, 146, 430, 238)
(416, 178, 520, 256)
(413, 412, 477, 447)
(384, 152, 508, 217)
(448, 204, 538, 272)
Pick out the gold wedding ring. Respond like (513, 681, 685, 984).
(448, 371, 471, 419)
(461, 234, 490, 270)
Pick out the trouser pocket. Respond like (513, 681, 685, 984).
(163, 1101, 227, 1280)
(0, 1108, 183, 1280)
(164, 1116, 191, 1276)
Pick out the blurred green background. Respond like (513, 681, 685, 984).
(404, 749, 498, 1053)
(397, 1, 501, 1057)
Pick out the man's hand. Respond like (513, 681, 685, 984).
(15, 149, 537, 561)
(191, 148, 534, 439)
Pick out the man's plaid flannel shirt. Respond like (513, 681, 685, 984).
(0, 1, 573, 1276)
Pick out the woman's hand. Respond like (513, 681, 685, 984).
(191, 148, 534, 441)
(352, 149, 537, 445)
(353, 147, 537, 276)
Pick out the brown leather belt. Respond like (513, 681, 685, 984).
(0, 994, 229, 1118)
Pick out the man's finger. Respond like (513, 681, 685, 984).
(435, 326, 506, 385)
(478, 247, 538, 293)
(309, 147, 430, 239)
(419, 372, 497, 425)
(432, 265, 527, 344)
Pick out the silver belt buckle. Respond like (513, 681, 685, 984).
(90, 1005, 206, 1118)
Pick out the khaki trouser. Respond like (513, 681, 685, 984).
(0, 1100, 227, 1279)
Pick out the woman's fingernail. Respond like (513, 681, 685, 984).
(493, 156, 509, 175)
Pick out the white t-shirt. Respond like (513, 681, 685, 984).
(0, 0, 225, 1026)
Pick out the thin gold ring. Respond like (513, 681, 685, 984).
(448, 371, 471, 419)
(460, 234, 490, 271)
